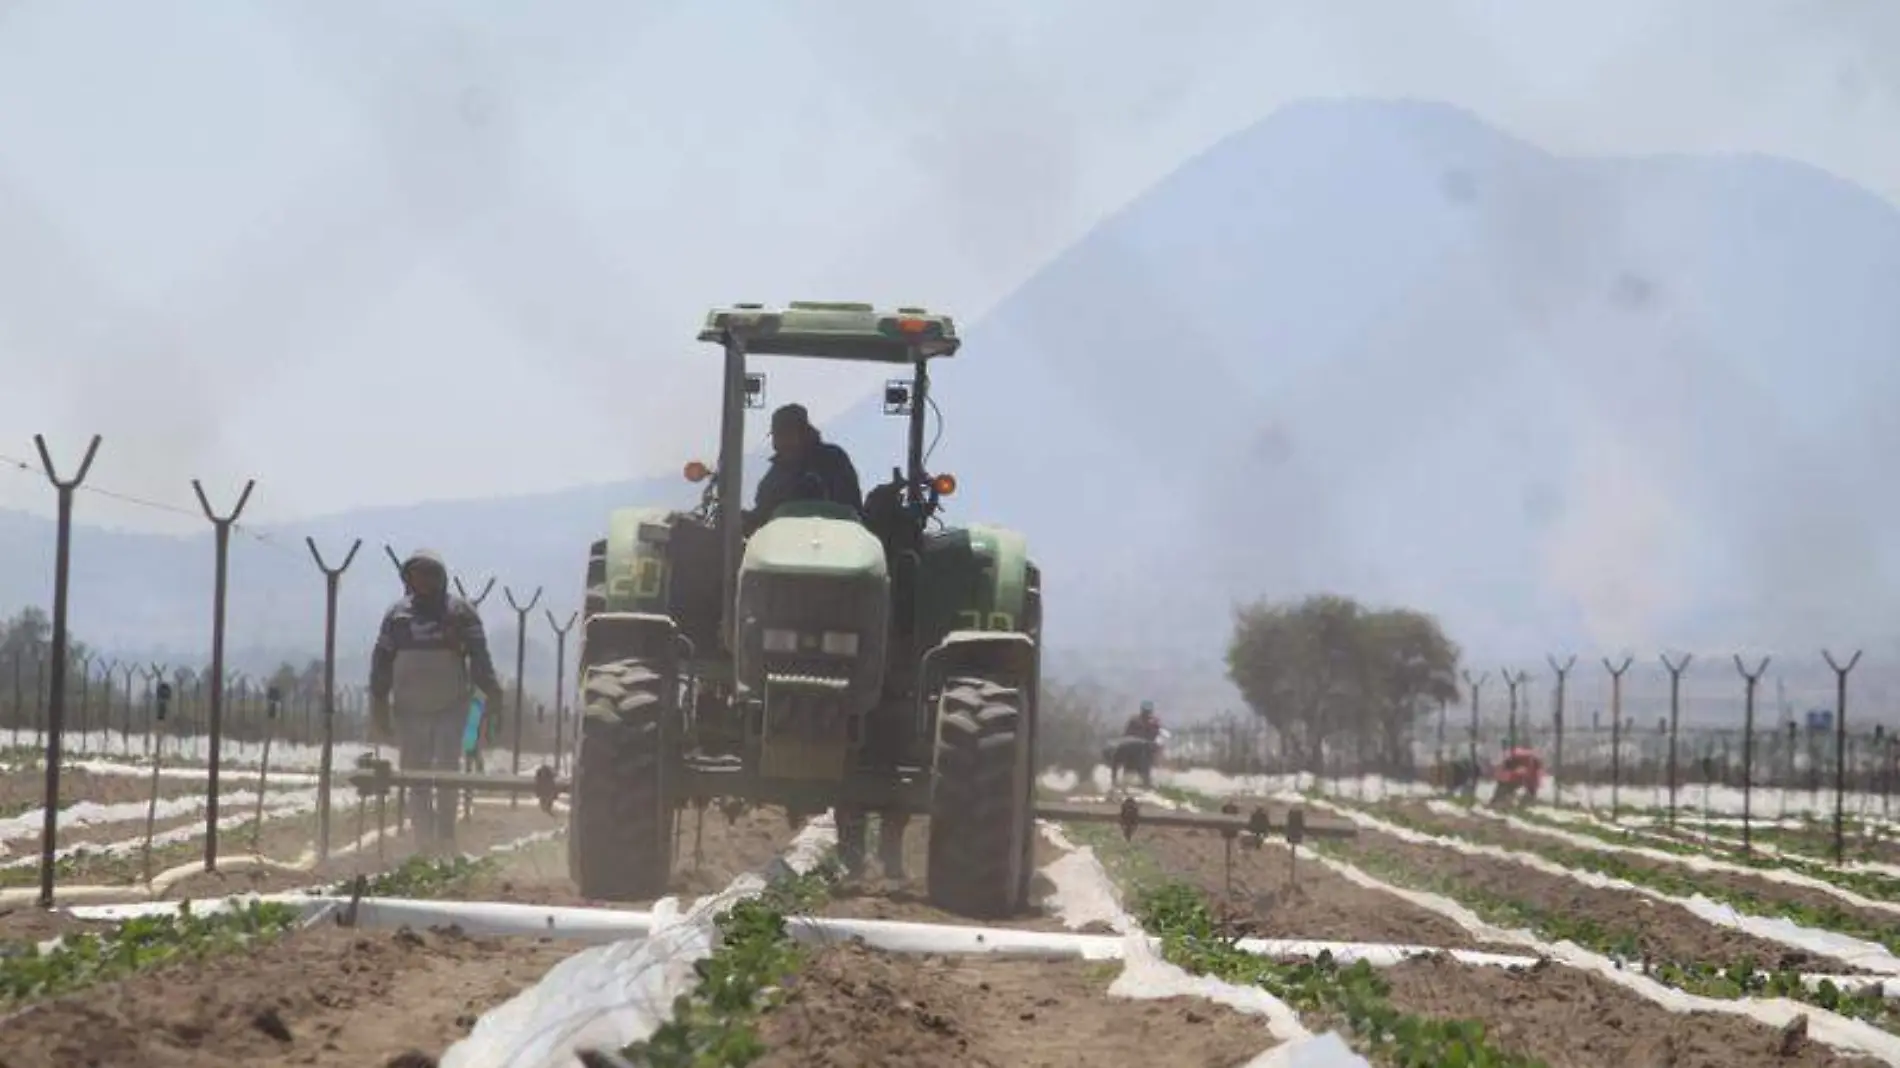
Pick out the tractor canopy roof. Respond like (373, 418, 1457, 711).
(697, 301, 961, 363)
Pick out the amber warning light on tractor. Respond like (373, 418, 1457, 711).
(931, 473, 957, 497)
(683, 460, 711, 483)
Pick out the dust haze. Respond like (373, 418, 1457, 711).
(0, 1, 1898, 663)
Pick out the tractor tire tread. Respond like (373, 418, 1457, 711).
(569, 657, 672, 901)
(926, 675, 1031, 919)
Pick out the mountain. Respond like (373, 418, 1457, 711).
(7, 97, 1900, 718)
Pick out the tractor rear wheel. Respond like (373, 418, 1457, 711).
(569, 658, 674, 901)
(926, 675, 1032, 919)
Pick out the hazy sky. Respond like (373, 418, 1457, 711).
(0, 0, 1896, 536)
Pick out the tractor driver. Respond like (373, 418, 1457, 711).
(744, 403, 863, 536)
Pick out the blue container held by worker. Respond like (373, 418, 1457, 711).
(463, 694, 486, 755)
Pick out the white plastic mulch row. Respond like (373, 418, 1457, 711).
(1161, 771, 1900, 968)
(1462, 800, 1900, 887)
(1142, 771, 1900, 1063)
(1043, 823, 1381, 1067)
(1139, 766, 1900, 829)
(0, 782, 314, 859)
(1303, 791, 1900, 982)
(1, 732, 562, 776)
(1565, 807, 1900, 882)
(0, 790, 567, 909)
(1417, 798, 1900, 923)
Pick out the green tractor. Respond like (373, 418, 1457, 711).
(568, 301, 1043, 919)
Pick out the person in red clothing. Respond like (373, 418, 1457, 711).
(1492, 745, 1544, 806)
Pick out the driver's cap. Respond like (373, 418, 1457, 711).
(1140, 699, 1154, 713)
(770, 403, 810, 434)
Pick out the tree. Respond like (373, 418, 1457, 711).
(1036, 677, 1120, 781)
(1225, 594, 1460, 774)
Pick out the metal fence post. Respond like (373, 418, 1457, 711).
(503, 585, 543, 805)
(191, 478, 255, 871)
(31, 434, 101, 907)
(1823, 649, 1863, 866)
(1603, 657, 1633, 817)
(306, 536, 361, 862)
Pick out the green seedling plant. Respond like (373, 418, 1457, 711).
(617, 858, 841, 1067)
(0, 899, 298, 1007)
(1136, 882, 1542, 1067)
(1060, 802, 1539, 1066)
(329, 853, 498, 899)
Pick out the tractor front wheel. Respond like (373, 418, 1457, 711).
(569, 658, 675, 901)
(926, 675, 1033, 919)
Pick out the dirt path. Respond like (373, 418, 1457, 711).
(451, 803, 801, 909)
(754, 940, 1275, 1068)
(0, 923, 574, 1068)
(815, 816, 1075, 931)
(1363, 954, 1882, 1068)
(159, 803, 565, 901)
(1391, 800, 1900, 955)
(1136, 824, 1506, 950)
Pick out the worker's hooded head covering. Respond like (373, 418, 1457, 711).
(399, 548, 450, 605)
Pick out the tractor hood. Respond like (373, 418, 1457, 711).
(734, 515, 891, 711)
(740, 515, 887, 581)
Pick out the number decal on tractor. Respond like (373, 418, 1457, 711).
(632, 556, 665, 600)
(956, 610, 1015, 632)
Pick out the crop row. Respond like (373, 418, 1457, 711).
(611, 859, 840, 1066)
(1342, 797, 1900, 957)
(0, 900, 300, 1008)
(0, 852, 498, 1013)
(1307, 832, 1900, 1033)
(1498, 804, 1900, 901)
(1067, 820, 1537, 1066)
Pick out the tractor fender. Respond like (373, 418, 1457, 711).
(925, 629, 1036, 683)
(580, 611, 688, 671)
(916, 629, 1039, 731)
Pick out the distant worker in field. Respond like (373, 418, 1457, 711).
(1105, 700, 1164, 788)
(1126, 700, 1162, 744)
(368, 549, 507, 854)
(745, 402, 863, 535)
(1491, 743, 1544, 807)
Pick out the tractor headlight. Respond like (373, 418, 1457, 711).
(820, 630, 859, 656)
(762, 628, 799, 653)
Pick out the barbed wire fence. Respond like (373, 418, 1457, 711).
(0, 434, 583, 895)
(1163, 649, 1900, 852)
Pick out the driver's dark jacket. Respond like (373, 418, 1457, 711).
(750, 441, 862, 531)
(1124, 714, 1161, 742)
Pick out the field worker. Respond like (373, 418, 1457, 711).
(1125, 700, 1162, 742)
(745, 402, 863, 535)
(1106, 700, 1164, 788)
(368, 549, 506, 854)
